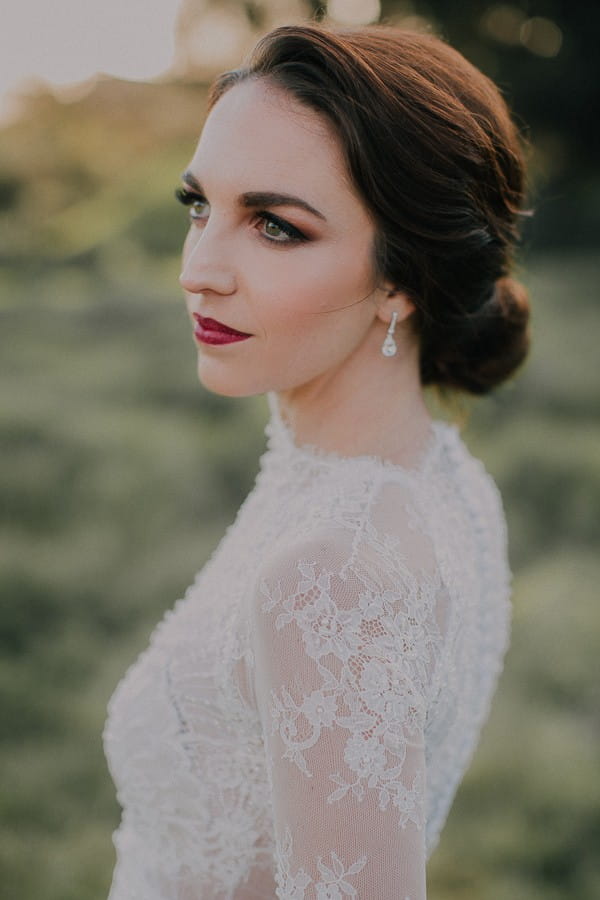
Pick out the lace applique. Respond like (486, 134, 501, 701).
(258, 553, 439, 831)
(275, 826, 368, 899)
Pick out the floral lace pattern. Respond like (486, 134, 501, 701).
(249, 527, 440, 898)
(258, 557, 440, 832)
(275, 826, 367, 899)
(103, 393, 511, 899)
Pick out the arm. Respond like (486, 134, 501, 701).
(250, 533, 436, 899)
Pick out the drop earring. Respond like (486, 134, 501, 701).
(381, 310, 399, 358)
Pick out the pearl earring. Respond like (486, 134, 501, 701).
(381, 311, 399, 358)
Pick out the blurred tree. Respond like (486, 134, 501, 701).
(389, 0, 600, 248)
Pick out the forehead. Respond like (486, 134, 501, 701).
(189, 78, 361, 211)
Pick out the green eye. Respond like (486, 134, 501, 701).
(190, 198, 209, 218)
(175, 187, 209, 220)
(264, 220, 283, 238)
(259, 213, 304, 243)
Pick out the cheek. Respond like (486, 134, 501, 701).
(250, 264, 376, 383)
(254, 247, 375, 333)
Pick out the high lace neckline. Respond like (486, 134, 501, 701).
(265, 391, 454, 479)
(104, 387, 511, 900)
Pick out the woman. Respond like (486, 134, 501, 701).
(104, 23, 530, 900)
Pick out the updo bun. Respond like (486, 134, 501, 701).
(210, 25, 532, 393)
(420, 277, 531, 394)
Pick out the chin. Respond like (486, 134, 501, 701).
(195, 357, 265, 398)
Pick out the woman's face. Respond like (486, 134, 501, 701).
(179, 78, 389, 398)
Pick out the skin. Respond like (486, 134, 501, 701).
(179, 78, 432, 465)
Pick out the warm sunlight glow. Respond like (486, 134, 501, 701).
(1, 0, 181, 117)
(328, 0, 381, 26)
(181, 8, 252, 72)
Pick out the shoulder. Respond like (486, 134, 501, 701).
(252, 519, 440, 632)
(446, 427, 508, 541)
(415, 422, 508, 532)
(249, 525, 443, 707)
(254, 526, 361, 613)
(260, 527, 356, 576)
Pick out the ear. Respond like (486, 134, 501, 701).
(375, 285, 415, 326)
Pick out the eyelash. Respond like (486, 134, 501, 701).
(174, 187, 307, 245)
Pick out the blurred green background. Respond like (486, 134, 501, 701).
(1, 1, 598, 898)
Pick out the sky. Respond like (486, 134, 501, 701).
(0, 0, 390, 121)
(0, 0, 182, 120)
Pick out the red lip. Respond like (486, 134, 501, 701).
(192, 313, 251, 346)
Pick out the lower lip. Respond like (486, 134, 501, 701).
(193, 326, 251, 346)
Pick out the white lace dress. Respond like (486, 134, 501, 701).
(103, 393, 511, 900)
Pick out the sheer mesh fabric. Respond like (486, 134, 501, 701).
(103, 393, 511, 899)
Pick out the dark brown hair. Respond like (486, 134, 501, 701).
(209, 24, 531, 394)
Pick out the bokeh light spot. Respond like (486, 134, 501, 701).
(520, 17, 563, 58)
(480, 4, 526, 45)
(328, 0, 381, 26)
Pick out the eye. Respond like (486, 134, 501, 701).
(257, 212, 306, 245)
(175, 188, 307, 245)
(175, 187, 210, 221)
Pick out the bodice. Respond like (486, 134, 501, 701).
(103, 395, 510, 899)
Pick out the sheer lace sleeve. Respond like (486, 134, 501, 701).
(250, 526, 443, 900)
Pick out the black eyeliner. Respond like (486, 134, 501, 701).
(174, 187, 307, 243)
(175, 187, 201, 205)
(258, 211, 306, 241)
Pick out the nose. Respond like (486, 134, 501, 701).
(179, 223, 237, 296)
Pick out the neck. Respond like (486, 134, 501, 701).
(275, 324, 433, 467)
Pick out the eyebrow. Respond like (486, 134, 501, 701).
(181, 171, 327, 221)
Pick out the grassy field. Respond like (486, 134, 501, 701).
(1, 246, 598, 899)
